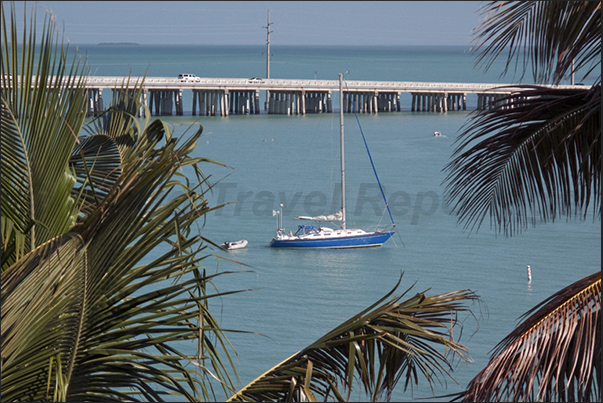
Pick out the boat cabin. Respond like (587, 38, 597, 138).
(294, 225, 321, 236)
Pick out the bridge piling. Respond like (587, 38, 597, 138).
(86, 88, 104, 116)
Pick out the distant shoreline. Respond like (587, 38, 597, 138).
(98, 42, 140, 46)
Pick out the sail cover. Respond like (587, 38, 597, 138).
(295, 210, 343, 222)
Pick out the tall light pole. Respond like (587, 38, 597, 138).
(263, 10, 273, 111)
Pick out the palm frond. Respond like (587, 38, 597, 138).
(0, 96, 32, 269)
(1, 1, 88, 268)
(444, 85, 601, 235)
(1, 233, 88, 401)
(456, 272, 601, 402)
(472, 1, 601, 84)
(228, 275, 479, 402)
(2, 3, 240, 401)
(2, 111, 241, 402)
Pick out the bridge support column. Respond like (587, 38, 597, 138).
(219, 91, 226, 116)
(477, 93, 501, 110)
(373, 92, 378, 114)
(303, 91, 328, 114)
(212, 92, 218, 115)
(86, 88, 104, 116)
(175, 90, 183, 116)
(268, 92, 275, 114)
(113, 88, 146, 117)
(223, 90, 229, 116)
(148, 90, 174, 115)
(192, 90, 197, 115)
(447, 94, 455, 110)
(477, 94, 491, 110)
(254, 90, 260, 114)
(376, 92, 399, 112)
(192, 90, 226, 116)
(204, 92, 210, 115)
(165, 90, 174, 115)
(345, 92, 351, 113)
(98, 89, 104, 114)
(140, 89, 147, 117)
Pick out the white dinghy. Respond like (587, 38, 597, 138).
(221, 240, 248, 250)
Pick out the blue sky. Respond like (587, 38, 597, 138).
(11, 1, 485, 46)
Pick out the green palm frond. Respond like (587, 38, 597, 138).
(444, 85, 601, 235)
(1, 1, 88, 269)
(2, 3, 240, 401)
(83, 77, 148, 156)
(1, 98, 241, 402)
(445, 1, 601, 236)
(472, 1, 601, 84)
(68, 79, 150, 216)
(456, 272, 601, 402)
(228, 275, 479, 402)
(69, 133, 122, 216)
(0, 97, 32, 267)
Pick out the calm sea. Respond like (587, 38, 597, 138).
(78, 44, 600, 401)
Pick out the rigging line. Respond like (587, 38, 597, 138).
(344, 80, 396, 228)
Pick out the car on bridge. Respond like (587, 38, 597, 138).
(178, 73, 201, 82)
(248, 77, 264, 83)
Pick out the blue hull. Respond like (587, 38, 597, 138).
(269, 231, 394, 248)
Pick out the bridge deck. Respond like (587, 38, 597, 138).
(85, 76, 575, 93)
(60, 76, 583, 116)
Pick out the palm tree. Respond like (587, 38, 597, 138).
(2, 3, 480, 401)
(443, 1, 600, 401)
(2, 3, 239, 400)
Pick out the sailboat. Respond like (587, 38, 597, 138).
(269, 74, 396, 248)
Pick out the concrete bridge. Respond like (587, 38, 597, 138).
(83, 76, 579, 117)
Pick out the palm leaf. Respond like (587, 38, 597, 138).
(2, 111, 241, 402)
(0, 97, 32, 267)
(82, 76, 148, 157)
(69, 77, 152, 217)
(472, 1, 601, 84)
(69, 133, 123, 216)
(1, 1, 88, 269)
(456, 272, 601, 402)
(1, 233, 88, 401)
(228, 275, 479, 402)
(444, 85, 601, 235)
(2, 3, 240, 400)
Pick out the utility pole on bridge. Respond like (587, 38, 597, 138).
(263, 10, 273, 111)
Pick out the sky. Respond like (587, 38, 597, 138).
(11, 1, 485, 47)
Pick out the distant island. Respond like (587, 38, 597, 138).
(98, 42, 140, 46)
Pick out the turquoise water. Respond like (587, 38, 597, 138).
(79, 45, 600, 401)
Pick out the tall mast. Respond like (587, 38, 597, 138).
(339, 73, 346, 230)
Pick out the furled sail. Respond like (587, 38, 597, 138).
(295, 209, 343, 222)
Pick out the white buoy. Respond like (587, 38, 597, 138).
(527, 265, 532, 282)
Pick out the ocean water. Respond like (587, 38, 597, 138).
(77, 44, 600, 401)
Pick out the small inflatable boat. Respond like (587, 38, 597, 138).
(221, 240, 248, 250)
